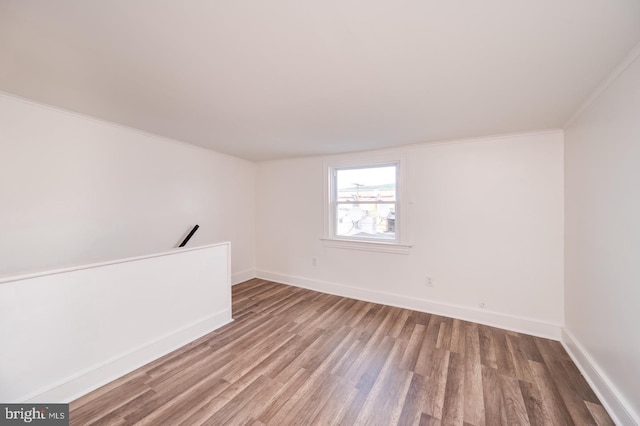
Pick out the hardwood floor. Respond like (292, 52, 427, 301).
(70, 279, 613, 425)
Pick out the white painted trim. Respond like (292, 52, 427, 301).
(0, 242, 230, 285)
(256, 270, 561, 340)
(561, 329, 638, 426)
(25, 310, 232, 403)
(320, 238, 412, 254)
(232, 268, 256, 285)
(564, 40, 640, 129)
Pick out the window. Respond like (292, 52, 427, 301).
(323, 154, 411, 254)
(334, 164, 398, 241)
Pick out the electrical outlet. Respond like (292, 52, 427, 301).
(425, 276, 433, 287)
(479, 302, 486, 309)
(312, 257, 317, 267)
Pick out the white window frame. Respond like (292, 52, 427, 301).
(322, 152, 412, 254)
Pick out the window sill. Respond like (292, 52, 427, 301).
(320, 238, 412, 254)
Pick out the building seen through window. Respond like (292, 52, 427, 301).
(335, 165, 397, 240)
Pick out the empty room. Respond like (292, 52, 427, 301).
(1, 1, 639, 425)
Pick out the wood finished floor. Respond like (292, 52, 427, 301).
(70, 279, 613, 426)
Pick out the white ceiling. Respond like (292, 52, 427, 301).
(1, 1, 639, 161)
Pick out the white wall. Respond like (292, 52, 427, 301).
(0, 93, 255, 281)
(564, 50, 640, 424)
(0, 243, 231, 403)
(256, 131, 564, 337)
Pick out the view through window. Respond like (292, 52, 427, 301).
(334, 164, 397, 240)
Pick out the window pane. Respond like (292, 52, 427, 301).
(334, 165, 397, 240)
(336, 203, 396, 239)
(336, 166, 396, 203)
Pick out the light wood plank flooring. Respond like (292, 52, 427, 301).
(70, 279, 613, 425)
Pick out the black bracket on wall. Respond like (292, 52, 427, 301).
(179, 224, 200, 247)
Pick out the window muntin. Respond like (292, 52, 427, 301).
(333, 164, 398, 241)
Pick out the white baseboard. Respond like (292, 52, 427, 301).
(561, 329, 638, 426)
(232, 269, 256, 286)
(255, 270, 561, 340)
(25, 309, 233, 403)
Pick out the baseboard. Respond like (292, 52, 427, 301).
(255, 270, 561, 340)
(232, 269, 256, 286)
(25, 309, 233, 403)
(561, 329, 638, 426)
